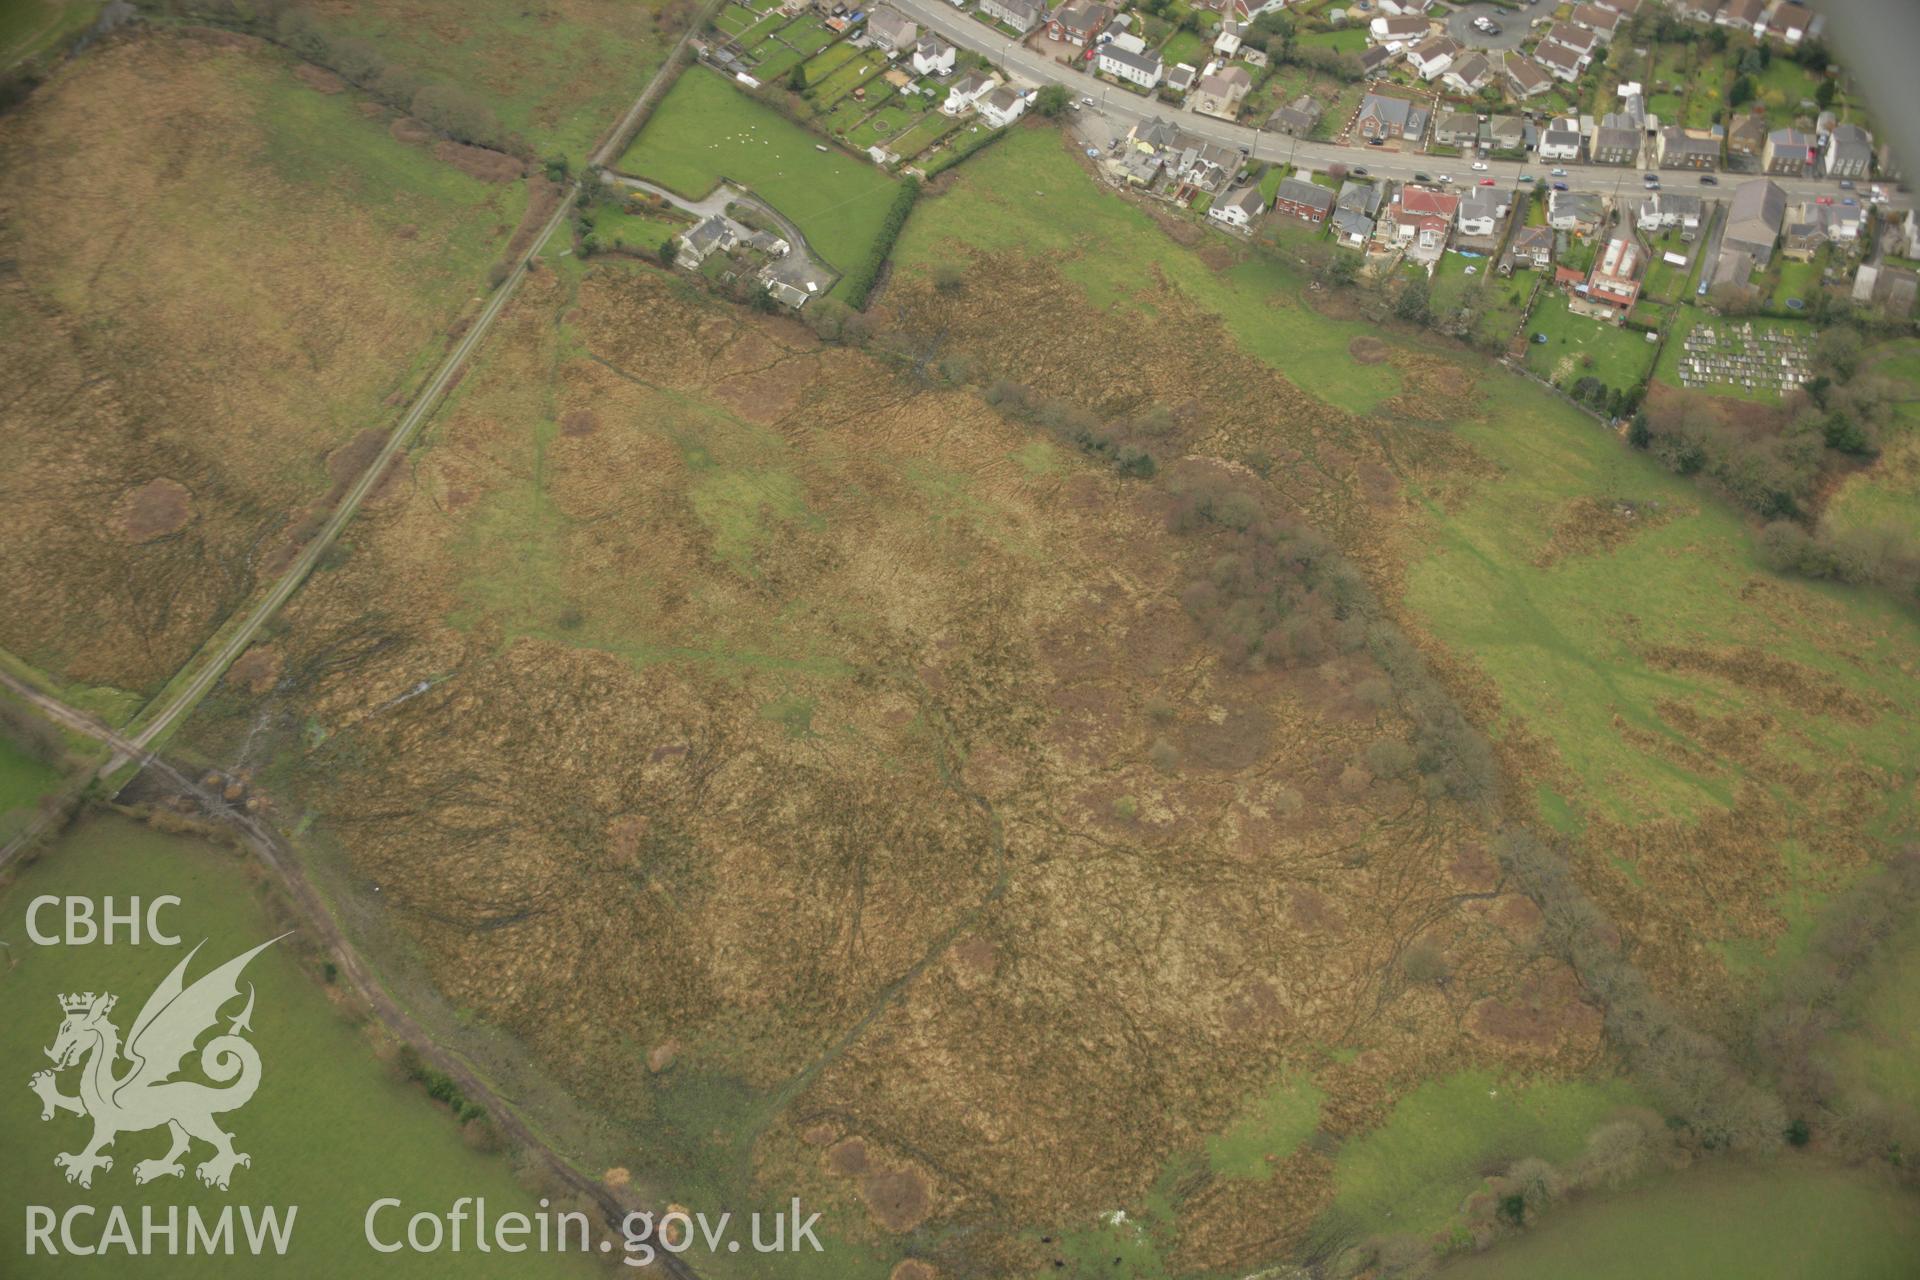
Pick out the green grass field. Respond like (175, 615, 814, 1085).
(1439, 1162, 1920, 1279)
(1404, 363, 1920, 837)
(1821, 343, 1920, 544)
(1205, 1072, 1325, 1179)
(0, 733, 61, 842)
(0, 815, 601, 1278)
(297, 0, 676, 163)
(1522, 292, 1659, 398)
(1329, 1071, 1643, 1239)
(891, 129, 1405, 415)
(0, 0, 97, 70)
(617, 67, 900, 283)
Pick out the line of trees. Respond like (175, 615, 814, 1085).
(1496, 828, 1790, 1153)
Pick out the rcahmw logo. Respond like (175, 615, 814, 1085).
(23, 933, 300, 1259)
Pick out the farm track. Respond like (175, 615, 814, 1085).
(0, 668, 698, 1279)
(1, 22, 737, 1279)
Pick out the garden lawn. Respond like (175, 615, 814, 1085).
(1521, 291, 1658, 399)
(889, 111, 961, 160)
(617, 67, 901, 282)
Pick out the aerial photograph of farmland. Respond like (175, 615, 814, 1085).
(2, 0, 1919, 1277)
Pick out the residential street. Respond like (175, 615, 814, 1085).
(889, 0, 1909, 214)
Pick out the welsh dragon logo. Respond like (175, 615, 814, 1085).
(29, 937, 284, 1191)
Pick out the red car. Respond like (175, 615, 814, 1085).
(1478, 178, 1497, 186)
(1816, 195, 1834, 205)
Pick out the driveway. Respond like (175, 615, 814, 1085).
(1444, 2, 1531, 52)
(599, 169, 837, 294)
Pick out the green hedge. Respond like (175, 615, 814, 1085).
(843, 177, 920, 310)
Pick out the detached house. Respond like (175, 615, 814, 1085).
(676, 216, 736, 268)
(911, 37, 956, 77)
(1192, 66, 1252, 120)
(1570, 4, 1622, 39)
(1209, 184, 1267, 229)
(1533, 39, 1585, 84)
(1504, 53, 1553, 99)
(1386, 185, 1459, 260)
(1356, 92, 1429, 142)
(1048, 1, 1112, 46)
(978, 85, 1029, 129)
(1359, 44, 1397, 78)
(1456, 189, 1509, 238)
(1272, 176, 1335, 224)
(1268, 95, 1322, 137)
(1369, 15, 1432, 48)
(1548, 188, 1604, 233)
(1716, 0, 1765, 31)
(943, 71, 996, 115)
(1443, 53, 1493, 95)
(1406, 35, 1459, 82)
(1539, 118, 1584, 163)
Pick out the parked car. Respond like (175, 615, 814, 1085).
(1550, 167, 1567, 177)
(1816, 195, 1834, 205)
(1351, 167, 1370, 177)
(1839, 179, 1855, 190)
(1479, 178, 1496, 186)
(1471, 161, 1489, 171)
(1414, 171, 1432, 182)
(1518, 174, 1535, 182)
(1552, 181, 1569, 190)
(1643, 173, 1658, 182)
(1437, 173, 1452, 184)
(1699, 174, 1718, 185)
(1368, 136, 1385, 146)
(1842, 196, 1857, 206)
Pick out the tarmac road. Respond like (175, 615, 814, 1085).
(890, 0, 1910, 214)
